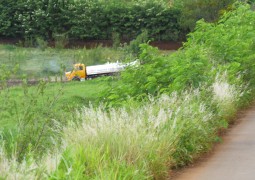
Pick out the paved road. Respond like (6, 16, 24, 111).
(174, 105, 255, 180)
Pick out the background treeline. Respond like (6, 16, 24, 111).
(0, 0, 181, 42)
(1, 0, 253, 44)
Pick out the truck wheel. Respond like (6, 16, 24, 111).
(72, 76, 80, 81)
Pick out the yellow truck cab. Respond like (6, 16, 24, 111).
(65, 63, 86, 81)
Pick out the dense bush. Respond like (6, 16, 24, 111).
(174, 0, 235, 31)
(0, 0, 181, 41)
(104, 2, 255, 106)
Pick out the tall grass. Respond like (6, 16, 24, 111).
(0, 77, 246, 178)
(0, 70, 249, 179)
(0, 74, 243, 179)
(0, 145, 61, 179)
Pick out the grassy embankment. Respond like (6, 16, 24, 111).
(0, 80, 109, 129)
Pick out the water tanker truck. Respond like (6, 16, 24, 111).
(65, 62, 127, 81)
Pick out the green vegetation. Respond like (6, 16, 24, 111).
(1, 0, 252, 45)
(0, 45, 126, 78)
(175, 0, 235, 31)
(0, 80, 109, 127)
(1, 2, 255, 180)
(0, 0, 181, 42)
(104, 2, 255, 105)
(0, 78, 110, 162)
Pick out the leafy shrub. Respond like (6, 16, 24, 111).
(35, 37, 48, 50)
(0, 65, 64, 161)
(54, 33, 69, 49)
(112, 32, 121, 49)
(104, 43, 213, 106)
(125, 30, 149, 56)
(175, 0, 235, 31)
(104, 3, 255, 106)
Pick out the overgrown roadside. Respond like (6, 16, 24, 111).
(173, 103, 255, 180)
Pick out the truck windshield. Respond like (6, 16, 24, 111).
(74, 66, 83, 71)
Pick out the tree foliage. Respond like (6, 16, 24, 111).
(175, 0, 235, 31)
(0, 0, 181, 41)
(104, 3, 255, 106)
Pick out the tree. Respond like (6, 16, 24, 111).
(175, 0, 235, 31)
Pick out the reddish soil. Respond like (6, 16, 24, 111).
(0, 38, 182, 50)
(68, 39, 182, 50)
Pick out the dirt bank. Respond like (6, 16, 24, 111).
(0, 38, 182, 50)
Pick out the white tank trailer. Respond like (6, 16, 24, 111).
(86, 62, 125, 76)
(86, 61, 138, 78)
